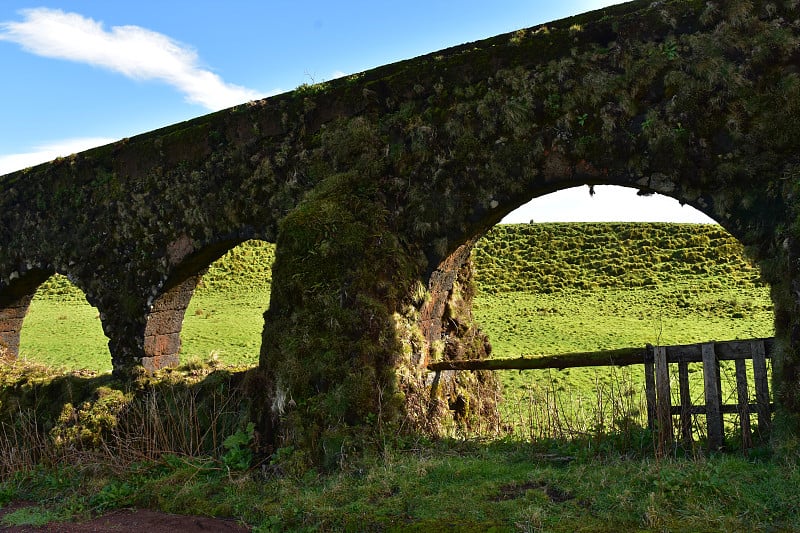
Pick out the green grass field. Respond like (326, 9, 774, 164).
(3, 439, 798, 532)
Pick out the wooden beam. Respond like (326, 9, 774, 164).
(656, 338, 775, 364)
(426, 346, 647, 372)
(645, 345, 656, 431)
(678, 361, 693, 447)
(426, 338, 774, 373)
(735, 357, 752, 450)
(655, 346, 673, 450)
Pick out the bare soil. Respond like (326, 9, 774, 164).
(0, 502, 251, 532)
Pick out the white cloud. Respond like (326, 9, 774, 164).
(0, 137, 115, 175)
(0, 8, 266, 110)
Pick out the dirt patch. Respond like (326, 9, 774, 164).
(0, 502, 251, 532)
(491, 480, 574, 503)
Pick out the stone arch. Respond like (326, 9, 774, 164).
(415, 179, 775, 432)
(179, 239, 275, 367)
(19, 274, 110, 370)
(421, 177, 745, 366)
(0, 269, 52, 359)
(143, 237, 275, 372)
(476, 186, 771, 349)
(0, 269, 112, 370)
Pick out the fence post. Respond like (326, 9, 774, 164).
(734, 358, 752, 450)
(678, 361, 693, 448)
(702, 342, 724, 450)
(654, 345, 673, 452)
(751, 339, 771, 438)
(645, 345, 656, 430)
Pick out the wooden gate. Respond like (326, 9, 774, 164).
(428, 337, 775, 451)
(645, 338, 773, 451)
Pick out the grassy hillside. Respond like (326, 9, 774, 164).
(472, 223, 770, 353)
(473, 223, 761, 293)
(20, 241, 276, 371)
(469, 224, 772, 439)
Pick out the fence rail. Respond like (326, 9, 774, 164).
(426, 346, 647, 372)
(428, 337, 775, 451)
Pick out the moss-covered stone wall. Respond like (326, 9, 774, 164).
(2, 0, 800, 452)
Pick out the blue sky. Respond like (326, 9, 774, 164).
(0, 1, 714, 223)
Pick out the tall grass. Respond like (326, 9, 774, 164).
(0, 362, 254, 481)
(0, 362, 791, 530)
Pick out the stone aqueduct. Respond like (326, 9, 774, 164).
(3, 0, 800, 446)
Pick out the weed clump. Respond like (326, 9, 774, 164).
(0, 361, 256, 480)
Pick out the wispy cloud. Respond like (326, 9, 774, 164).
(0, 8, 266, 110)
(0, 137, 115, 175)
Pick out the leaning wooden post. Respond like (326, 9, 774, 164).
(678, 361, 693, 448)
(702, 342, 724, 450)
(654, 345, 673, 453)
(751, 339, 771, 439)
(734, 357, 752, 451)
(644, 345, 656, 431)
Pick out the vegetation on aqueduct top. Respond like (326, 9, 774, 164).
(2, 222, 794, 532)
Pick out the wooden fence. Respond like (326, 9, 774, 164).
(428, 337, 775, 450)
(645, 338, 773, 451)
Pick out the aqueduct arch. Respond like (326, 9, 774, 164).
(0, 269, 52, 358)
(17, 274, 109, 369)
(438, 183, 772, 356)
(2, 1, 800, 451)
(415, 177, 752, 432)
(140, 237, 276, 372)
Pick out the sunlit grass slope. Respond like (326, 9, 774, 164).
(20, 240, 275, 371)
(474, 223, 772, 362)
(472, 222, 761, 293)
